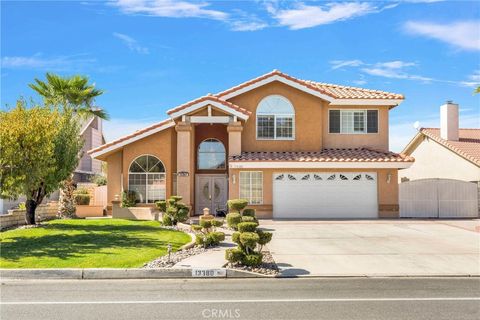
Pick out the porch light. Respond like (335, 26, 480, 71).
(387, 172, 392, 184)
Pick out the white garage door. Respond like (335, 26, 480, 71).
(273, 172, 378, 219)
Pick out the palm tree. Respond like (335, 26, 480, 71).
(475, 86, 480, 94)
(29, 73, 108, 119)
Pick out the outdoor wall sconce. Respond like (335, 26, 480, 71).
(387, 172, 392, 184)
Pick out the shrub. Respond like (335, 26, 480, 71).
(121, 190, 137, 207)
(90, 174, 107, 186)
(242, 253, 263, 267)
(75, 187, 89, 194)
(239, 232, 260, 250)
(17, 202, 26, 210)
(211, 219, 223, 228)
(231, 231, 241, 244)
(191, 224, 203, 232)
(199, 219, 212, 229)
(74, 194, 90, 205)
(237, 222, 258, 233)
(257, 229, 273, 250)
(225, 248, 245, 264)
(155, 200, 167, 212)
(162, 214, 173, 226)
(227, 199, 248, 213)
(196, 231, 225, 247)
(242, 208, 256, 217)
(226, 212, 242, 230)
(241, 215, 256, 223)
(160, 195, 190, 225)
(209, 231, 225, 243)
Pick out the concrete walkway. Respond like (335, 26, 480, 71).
(262, 219, 480, 277)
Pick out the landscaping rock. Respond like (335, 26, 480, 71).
(143, 246, 207, 268)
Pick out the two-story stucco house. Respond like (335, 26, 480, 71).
(88, 70, 414, 219)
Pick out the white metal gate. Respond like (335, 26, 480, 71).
(400, 179, 478, 218)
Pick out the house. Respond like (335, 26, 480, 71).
(75, 115, 105, 183)
(400, 101, 480, 216)
(88, 70, 414, 219)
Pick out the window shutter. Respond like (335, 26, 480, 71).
(329, 110, 340, 133)
(367, 110, 378, 133)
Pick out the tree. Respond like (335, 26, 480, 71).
(29, 73, 108, 120)
(0, 101, 83, 224)
(475, 86, 480, 94)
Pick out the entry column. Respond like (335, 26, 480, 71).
(227, 121, 243, 156)
(175, 121, 193, 207)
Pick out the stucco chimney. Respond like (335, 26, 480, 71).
(440, 101, 459, 141)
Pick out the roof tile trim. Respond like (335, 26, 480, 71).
(229, 148, 414, 162)
(166, 95, 251, 116)
(216, 69, 404, 100)
(420, 128, 480, 166)
(87, 119, 174, 155)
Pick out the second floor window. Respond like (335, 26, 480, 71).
(256, 95, 295, 140)
(329, 110, 378, 134)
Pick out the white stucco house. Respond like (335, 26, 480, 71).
(400, 101, 480, 216)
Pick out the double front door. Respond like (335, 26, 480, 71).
(195, 174, 228, 215)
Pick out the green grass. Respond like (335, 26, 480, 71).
(0, 219, 191, 268)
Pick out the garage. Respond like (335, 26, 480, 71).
(273, 172, 378, 218)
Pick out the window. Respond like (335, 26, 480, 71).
(128, 155, 166, 203)
(329, 110, 378, 134)
(239, 172, 263, 204)
(256, 95, 295, 140)
(198, 139, 226, 170)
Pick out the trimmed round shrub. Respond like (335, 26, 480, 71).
(227, 199, 248, 212)
(162, 214, 173, 226)
(209, 231, 225, 243)
(191, 225, 203, 232)
(200, 219, 212, 229)
(257, 230, 273, 246)
(242, 253, 263, 267)
(74, 194, 90, 205)
(239, 232, 259, 249)
(171, 195, 183, 202)
(176, 208, 189, 223)
(197, 231, 225, 247)
(237, 222, 258, 233)
(195, 234, 205, 246)
(167, 198, 177, 206)
(231, 231, 241, 244)
(225, 248, 245, 264)
(155, 200, 167, 212)
(211, 219, 223, 228)
(226, 212, 242, 230)
(242, 208, 256, 217)
(241, 215, 256, 223)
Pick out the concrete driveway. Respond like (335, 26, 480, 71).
(262, 219, 480, 277)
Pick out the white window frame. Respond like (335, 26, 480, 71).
(239, 171, 263, 205)
(127, 155, 167, 204)
(256, 95, 295, 140)
(329, 109, 379, 135)
(197, 138, 226, 170)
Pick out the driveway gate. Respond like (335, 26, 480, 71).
(400, 179, 478, 218)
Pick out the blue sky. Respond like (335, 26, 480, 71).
(2, 0, 479, 151)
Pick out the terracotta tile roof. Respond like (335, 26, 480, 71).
(420, 128, 480, 166)
(229, 148, 414, 162)
(216, 70, 404, 100)
(87, 119, 174, 155)
(167, 95, 251, 117)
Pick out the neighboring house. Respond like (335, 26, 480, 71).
(88, 70, 413, 219)
(75, 115, 105, 183)
(400, 101, 480, 215)
(0, 115, 105, 214)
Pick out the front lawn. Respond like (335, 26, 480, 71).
(0, 219, 191, 268)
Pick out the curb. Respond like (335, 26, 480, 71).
(0, 267, 269, 280)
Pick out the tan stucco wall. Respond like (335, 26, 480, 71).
(106, 151, 123, 205)
(322, 106, 389, 151)
(227, 81, 391, 152)
(229, 168, 399, 218)
(228, 81, 324, 152)
(400, 136, 480, 182)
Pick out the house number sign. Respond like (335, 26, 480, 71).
(192, 268, 226, 277)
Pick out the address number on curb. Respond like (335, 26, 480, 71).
(192, 268, 226, 277)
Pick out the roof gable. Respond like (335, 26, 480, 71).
(167, 95, 251, 119)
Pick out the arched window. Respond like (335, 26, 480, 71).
(198, 139, 226, 170)
(256, 95, 295, 140)
(128, 155, 166, 203)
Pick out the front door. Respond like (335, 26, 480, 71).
(195, 175, 228, 215)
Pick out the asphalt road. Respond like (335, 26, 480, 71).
(1, 278, 479, 320)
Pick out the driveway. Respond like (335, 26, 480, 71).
(262, 219, 480, 277)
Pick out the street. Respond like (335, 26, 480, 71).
(1, 278, 479, 320)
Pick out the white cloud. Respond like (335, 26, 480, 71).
(230, 20, 268, 31)
(113, 32, 149, 54)
(271, 2, 377, 30)
(1, 54, 96, 71)
(459, 70, 480, 88)
(110, 0, 228, 20)
(404, 21, 480, 51)
(330, 59, 364, 70)
(103, 117, 160, 142)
